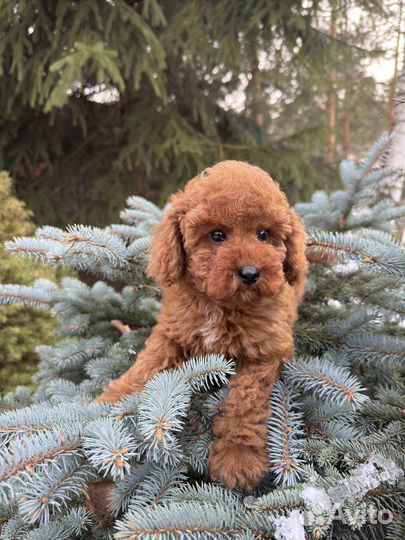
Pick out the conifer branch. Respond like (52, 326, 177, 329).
(0, 432, 81, 485)
(284, 358, 367, 407)
(268, 381, 305, 486)
(84, 418, 138, 480)
(0, 284, 52, 309)
(243, 488, 305, 513)
(19, 455, 97, 524)
(307, 230, 405, 275)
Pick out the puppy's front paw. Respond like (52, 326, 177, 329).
(96, 385, 123, 404)
(96, 380, 143, 404)
(208, 439, 269, 492)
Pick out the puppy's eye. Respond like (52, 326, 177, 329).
(210, 230, 226, 242)
(257, 230, 269, 242)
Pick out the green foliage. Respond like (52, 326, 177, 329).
(1, 137, 405, 538)
(0, 172, 59, 393)
(0, 1, 387, 226)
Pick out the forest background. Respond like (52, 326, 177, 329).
(1, 0, 404, 227)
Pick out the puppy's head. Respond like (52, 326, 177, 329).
(148, 161, 307, 302)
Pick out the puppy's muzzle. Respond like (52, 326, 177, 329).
(238, 266, 260, 286)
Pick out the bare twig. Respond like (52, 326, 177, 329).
(111, 319, 131, 335)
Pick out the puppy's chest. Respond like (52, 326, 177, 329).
(199, 308, 225, 348)
(196, 307, 269, 358)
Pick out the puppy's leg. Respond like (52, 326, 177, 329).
(97, 334, 183, 404)
(208, 357, 284, 492)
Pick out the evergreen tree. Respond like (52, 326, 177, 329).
(0, 172, 58, 394)
(0, 1, 387, 227)
(1, 136, 405, 539)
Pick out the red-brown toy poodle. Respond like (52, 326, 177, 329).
(98, 160, 308, 491)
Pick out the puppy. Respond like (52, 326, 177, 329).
(98, 161, 308, 491)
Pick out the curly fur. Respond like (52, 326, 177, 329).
(98, 161, 308, 491)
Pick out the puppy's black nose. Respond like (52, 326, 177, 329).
(238, 266, 260, 285)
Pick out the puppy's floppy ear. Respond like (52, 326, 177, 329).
(283, 209, 308, 289)
(148, 205, 186, 287)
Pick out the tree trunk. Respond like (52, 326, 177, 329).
(387, 0, 404, 130)
(342, 11, 351, 159)
(326, 8, 337, 163)
(250, 55, 265, 129)
(388, 69, 405, 206)
(342, 91, 351, 159)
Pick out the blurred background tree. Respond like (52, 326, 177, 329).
(0, 172, 59, 393)
(0, 0, 396, 227)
